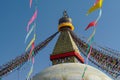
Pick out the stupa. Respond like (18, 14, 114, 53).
(32, 11, 112, 80)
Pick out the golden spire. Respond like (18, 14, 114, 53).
(50, 11, 84, 65)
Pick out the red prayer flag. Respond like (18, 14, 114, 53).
(85, 21, 96, 30)
(28, 42, 35, 59)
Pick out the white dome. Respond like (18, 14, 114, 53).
(32, 63, 112, 80)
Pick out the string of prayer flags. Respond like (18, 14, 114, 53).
(82, 1, 103, 79)
(82, 29, 95, 79)
(25, 0, 38, 80)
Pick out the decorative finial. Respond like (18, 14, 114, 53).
(63, 10, 69, 18)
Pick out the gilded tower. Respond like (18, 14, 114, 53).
(50, 11, 84, 65)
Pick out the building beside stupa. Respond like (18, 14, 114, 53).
(32, 11, 112, 80)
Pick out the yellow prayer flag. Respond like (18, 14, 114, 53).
(87, 0, 103, 15)
(25, 34, 36, 51)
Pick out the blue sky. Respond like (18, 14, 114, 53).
(0, 0, 120, 80)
